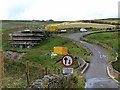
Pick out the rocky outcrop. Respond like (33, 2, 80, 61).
(4, 50, 27, 60)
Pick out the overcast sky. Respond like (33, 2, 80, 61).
(0, 0, 119, 21)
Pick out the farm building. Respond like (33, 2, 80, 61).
(9, 30, 48, 48)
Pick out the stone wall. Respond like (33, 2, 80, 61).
(108, 63, 120, 79)
(77, 57, 89, 74)
(4, 50, 27, 60)
(28, 74, 72, 89)
(107, 53, 120, 82)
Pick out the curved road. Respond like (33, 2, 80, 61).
(66, 32, 119, 88)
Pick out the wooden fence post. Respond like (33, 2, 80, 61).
(38, 64, 42, 79)
(26, 61, 29, 86)
(54, 68, 57, 74)
(0, 51, 4, 89)
(58, 69, 60, 74)
(48, 69, 52, 75)
(45, 67, 48, 75)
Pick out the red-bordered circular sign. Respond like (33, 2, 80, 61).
(62, 54, 74, 67)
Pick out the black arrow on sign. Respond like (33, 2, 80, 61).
(64, 57, 68, 64)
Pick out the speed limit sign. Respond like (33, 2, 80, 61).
(62, 55, 74, 67)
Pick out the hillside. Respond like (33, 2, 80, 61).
(2, 20, 88, 88)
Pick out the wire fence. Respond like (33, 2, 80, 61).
(4, 59, 62, 88)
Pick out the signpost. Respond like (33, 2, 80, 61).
(62, 55, 74, 74)
(63, 68, 73, 74)
(62, 55, 74, 67)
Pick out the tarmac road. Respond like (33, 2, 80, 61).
(66, 32, 119, 89)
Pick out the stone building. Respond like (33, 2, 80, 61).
(9, 29, 47, 48)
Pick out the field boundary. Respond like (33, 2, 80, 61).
(107, 52, 120, 84)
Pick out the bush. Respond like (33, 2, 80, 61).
(71, 76, 78, 84)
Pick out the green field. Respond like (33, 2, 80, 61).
(2, 20, 63, 31)
(85, 32, 119, 72)
(93, 18, 120, 23)
(4, 37, 88, 68)
(4, 60, 38, 88)
(85, 32, 118, 51)
(2, 21, 88, 69)
(48, 22, 116, 29)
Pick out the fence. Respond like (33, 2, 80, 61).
(30, 73, 73, 89)
(0, 51, 4, 89)
(4, 60, 62, 88)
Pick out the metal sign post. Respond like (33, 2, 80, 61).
(62, 55, 74, 74)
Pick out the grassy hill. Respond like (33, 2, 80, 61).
(93, 18, 120, 23)
(78, 18, 120, 24)
(48, 22, 115, 29)
(47, 18, 119, 30)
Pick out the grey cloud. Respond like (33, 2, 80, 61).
(7, 0, 35, 19)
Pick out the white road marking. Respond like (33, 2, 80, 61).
(100, 55, 102, 58)
(100, 54, 107, 59)
(98, 51, 104, 59)
(103, 55, 106, 58)
(98, 51, 101, 54)
(100, 84, 104, 87)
